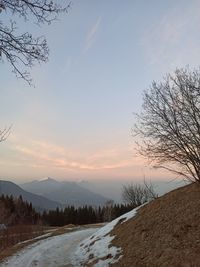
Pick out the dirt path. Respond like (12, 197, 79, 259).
(0, 228, 98, 267)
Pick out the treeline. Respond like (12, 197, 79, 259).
(0, 195, 41, 226)
(0, 194, 134, 227)
(42, 204, 133, 226)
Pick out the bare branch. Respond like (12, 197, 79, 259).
(143, 177, 158, 200)
(122, 183, 156, 207)
(0, 125, 12, 142)
(0, 0, 70, 84)
(134, 67, 200, 182)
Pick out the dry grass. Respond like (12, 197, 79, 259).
(111, 182, 200, 267)
(0, 225, 46, 250)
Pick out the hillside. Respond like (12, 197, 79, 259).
(73, 182, 200, 266)
(0, 180, 62, 211)
(111, 182, 200, 266)
(21, 178, 108, 207)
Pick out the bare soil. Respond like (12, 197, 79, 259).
(111, 183, 200, 267)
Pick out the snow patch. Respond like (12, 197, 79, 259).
(72, 205, 143, 267)
(1, 228, 97, 267)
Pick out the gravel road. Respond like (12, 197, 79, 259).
(0, 228, 98, 267)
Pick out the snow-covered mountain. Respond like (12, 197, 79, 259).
(21, 178, 108, 207)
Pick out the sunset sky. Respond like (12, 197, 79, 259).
(1, 0, 200, 183)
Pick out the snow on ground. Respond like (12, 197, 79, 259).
(0, 228, 98, 267)
(71, 205, 143, 267)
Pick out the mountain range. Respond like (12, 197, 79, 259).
(0, 180, 61, 211)
(21, 177, 108, 207)
(0, 178, 108, 211)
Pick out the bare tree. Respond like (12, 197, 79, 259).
(0, 0, 70, 84)
(134, 67, 200, 183)
(103, 199, 114, 222)
(143, 179, 158, 200)
(122, 183, 156, 207)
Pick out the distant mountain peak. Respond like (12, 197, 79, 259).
(0, 180, 62, 211)
(40, 177, 58, 183)
(47, 177, 56, 182)
(21, 178, 108, 207)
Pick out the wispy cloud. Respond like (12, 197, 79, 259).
(0, 134, 167, 180)
(83, 16, 101, 54)
(6, 135, 140, 172)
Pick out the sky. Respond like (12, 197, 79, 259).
(1, 0, 200, 183)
